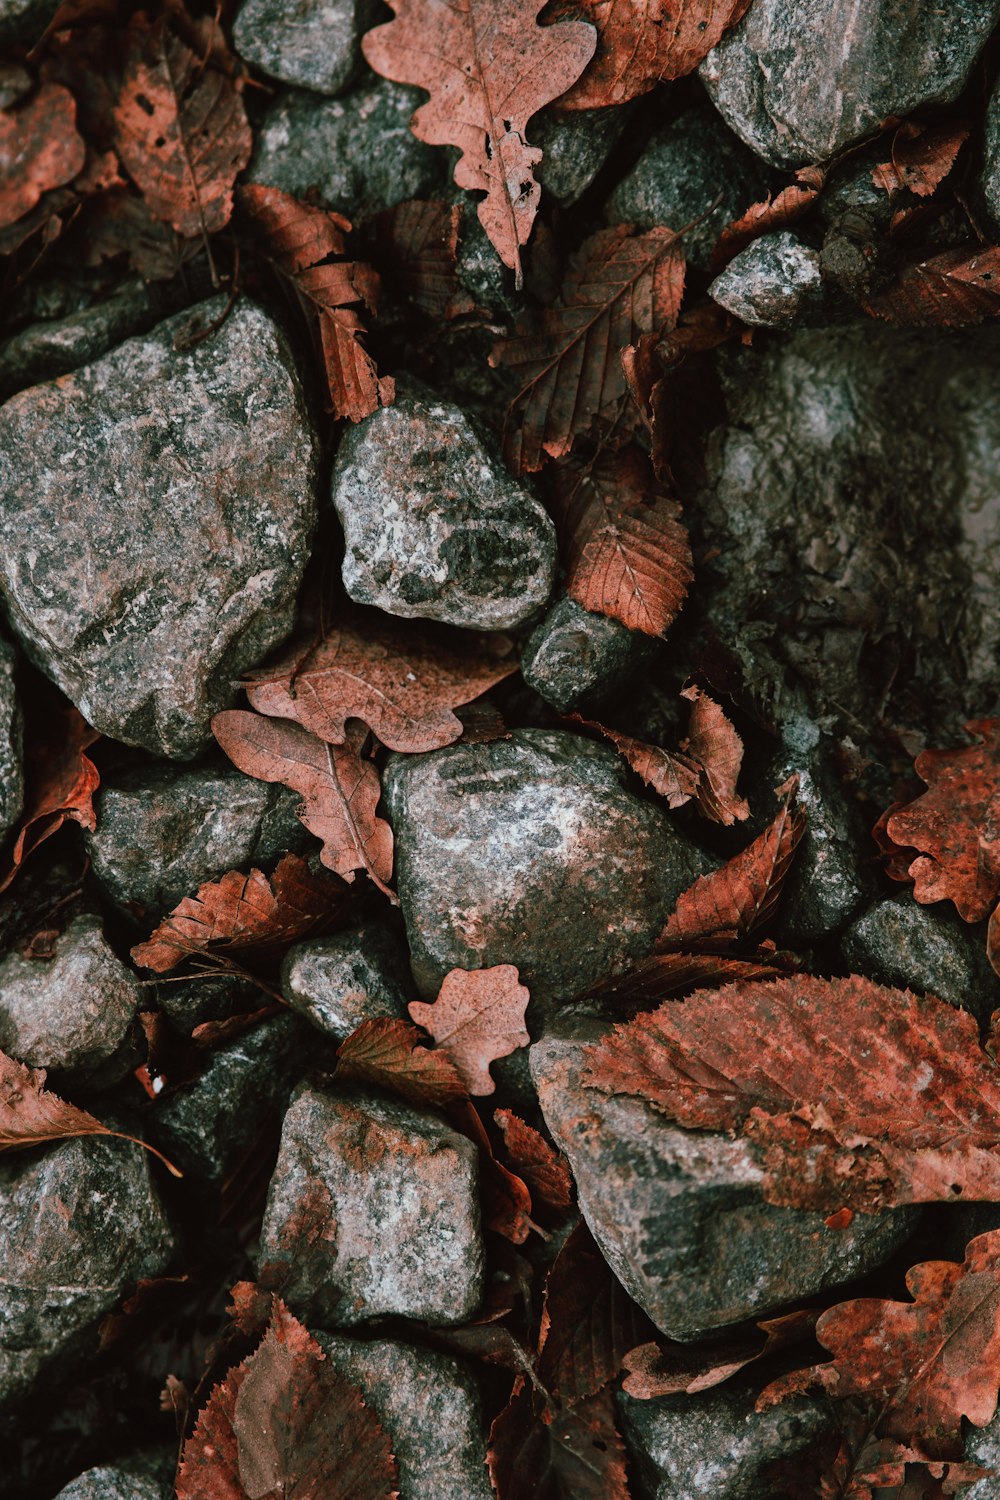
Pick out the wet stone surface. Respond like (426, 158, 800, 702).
(521, 594, 656, 714)
(709, 231, 824, 328)
(53, 1460, 172, 1500)
(281, 922, 412, 1040)
(233, 0, 366, 95)
(840, 896, 1000, 1023)
(0, 637, 22, 842)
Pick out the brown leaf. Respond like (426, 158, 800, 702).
(409, 965, 530, 1096)
(0, 82, 85, 231)
(0, 706, 100, 895)
(492, 225, 686, 473)
(176, 1296, 399, 1499)
(571, 714, 701, 809)
(113, 13, 251, 238)
(494, 1109, 574, 1214)
(212, 710, 394, 898)
(680, 684, 749, 823)
(369, 198, 476, 319)
(334, 1017, 469, 1110)
(622, 1309, 817, 1399)
(711, 181, 822, 270)
(82, 186, 203, 280)
(362, 0, 596, 287)
(863, 247, 1000, 326)
(583, 947, 801, 1005)
(488, 1378, 630, 1500)
(244, 607, 518, 753)
(131, 854, 347, 974)
(583, 974, 1000, 1214)
(452, 1098, 536, 1243)
(872, 122, 969, 199)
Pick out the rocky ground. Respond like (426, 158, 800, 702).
(3, 1, 1000, 1498)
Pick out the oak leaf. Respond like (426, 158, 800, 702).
(334, 1017, 469, 1110)
(409, 965, 530, 1096)
(0, 706, 100, 895)
(622, 1309, 818, 1399)
(711, 180, 822, 270)
(361, 0, 596, 286)
(494, 1109, 573, 1214)
(370, 198, 476, 320)
(872, 122, 969, 199)
(583, 974, 1000, 1214)
(863, 246, 1000, 326)
(492, 225, 685, 473)
(212, 711, 394, 899)
(0, 82, 85, 231)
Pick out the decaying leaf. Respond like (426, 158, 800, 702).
(711, 180, 822, 269)
(0, 706, 100, 895)
(622, 1309, 818, 1399)
(409, 965, 530, 1096)
(872, 121, 969, 199)
(679, 684, 749, 824)
(863, 246, 1000, 326)
(571, 715, 701, 810)
(494, 1109, 573, 1214)
(0, 82, 86, 231)
(583, 947, 800, 1005)
(488, 1377, 630, 1500)
(334, 1017, 469, 1110)
(362, 0, 596, 285)
(583, 974, 1000, 1214)
(452, 1098, 536, 1244)
(370, 198, 476, 320)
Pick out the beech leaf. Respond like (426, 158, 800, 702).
(622, 1309, 818, 1399)
(494, 1108, 573, 1214)
(334, 1017, 469, 1110)
(571, 714, 701, 809)
(871, 121, 970, 199)
(370, 198, 476, 320)
(0, 82, 86, 231)
(487, 1378, 629, 1500)
(711, 180, 822, 270)
(0, 706, 100, 895)
(583, 947, 800, 1006)
(409, 965, 530, 1096)
(863, 246, 1000, 326)
(679, 684, 749, 823)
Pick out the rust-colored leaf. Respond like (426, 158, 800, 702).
(679, 684, 749, 824)
(622, 1309, 818, 1398)
(872, 121, 969, 199)
(583, 947, 801, 1005)
(492, 225, 686, 473)
(362, 0, 596, 286)
(488, 1378, 629, 1500)
(452, 1098, 536, 1244)
(409, 965, 530, 1096)
(370, 198, 476, 320)
(0, 82, 85, 231)
(244, 607, 518, 754)
(571, 714, 701, 809)
(863, 247, 1000, 326)
(334, 1017, 469, 1110)
(494, 1109, 574, 1214)
(711, 181, 822, 270)
(0, 706, 100, 895)
(212, 711, 394, 899)
(113, 13, 251, 238)
(583, 974, 1000, 1214)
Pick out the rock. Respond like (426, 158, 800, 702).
(233, 0, 366, 95)
(0, 0, 59, 46)
(840, 896, 1000, 1024)
(531, 1016, 918, 1340)
(86, 758, 307, 921)
(0, 914, 142, 1088)
(709, 231, 824, 328)
(53, 1465, 170, 1500)
(153, 971, 262, 1034)
(0, 636, 22, 841)
(247, 79, 443, 219)
(984, 82, 1000, 229)
(258, 1084, 483, 1325)
(383, 729, 710, 1002)
(700, 0, 1000, 168)
(315, 1335, 493, 1500)
(605, 107, 776, 271)
(331, 388, 556, 630)
(534, 104, 629, 205)
(0, 298, 318, 760)
(281, 922, 412, 1041)
(0, 1134, 173, 1407)
(618, 1379, 830, 1500)
(965, 1410, 1000, 1500)
(521, 594, 655, 714)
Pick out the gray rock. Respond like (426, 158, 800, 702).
(383, 729, 710, 1002)
(0, 914, 142, 1088)
(605, 107, 777, 270)
(984, 80, 1000, 229)
(259, 1085, 484, 1326)
(0, 636, 22, 841)
(86, 758, 308, 921)
(331, 389, 556, 630)
(521, 594, 655, 713)
(531, 1017, 917, 1340)
(54, 1467, 169, 1500)
(709, 231, 824, 328)
(0, 298, 318, 759)
(154, 971, 263, 1034)
(247, 79, 443, 219)
(534, 104, 629, 205)
(0, 0, 59, 46)
(315, 1336, 493, 1500)
(618, 1380, 830, 1500)
(0, 1135, 173, 1406)
(234, 0, 366, 95)
(700, 0, 1000, 168)
(840, 896, 1000, 1024)
(281, 922, 412, 1040)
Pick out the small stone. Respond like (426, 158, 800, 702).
(154, 972, 262, 1034)
(840, 897, 1000, 1024)
(983, 80, 1000, 228)
(53, 1465, 170, 1500)
(0, 636, 23, 841)
(331, 388, 556, 630)
(531, 1016, 917, 1340)
(281, 922, 412, 1041)
(709, 231, 824, 328)
(383, 729, 710, 1002)
(521, 593, 656, 713)
(534, 104, 630, 205)
(233, 0, 364, 95)
(0, 1135, 173, 1407)
(700, 0, 1000, 167)
(247, 80, 443, 219)
(258, 1084, 484, 1326)
(0, 298, 318, 759)
(0, 914, 142, 1088)
(618, 1380, 830, 1500)
(605, 107, 776, 270)
(315, 1336, 493, 1500)
(86, 758, 308, 921)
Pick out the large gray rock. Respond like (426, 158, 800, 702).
(331, 389, 556, 630)
(316, 1336, 493, 1500)
(965, 1400, 1000, 1500)
(0, 298, 318, 759)
(531, 1017, 917, 1340)
(700, 0, 1000, 168)
(0, 636, 22, 840)
(86, 758, 307, 921)
(281, 922, 412, 1041)
(258, 1085, 484, 1326)
(709, 231, 824, 328)
(383, 729, 710, 1002)
(521, 594, 655, 714)
(0, 1135, 174, 1406)
(233, 0, 366, 95)
(840, 896, 1000, 1024)
(54, 1465, 170, 1500)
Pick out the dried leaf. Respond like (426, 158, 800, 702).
(583, 974, 1000, 1214)
(492, 225, 686, 473)
(680, 684, 749, 823)
(571, 714, 701, 809)
(334, 1017, 469, 1110)
(488, 1378, 630, 1500)
(409, 965, 530, 1096)
(863, 247, 1000, 326)
(494, 1109, 573, 1214)
(0, 82, 85, 231)
(0, 707, 100, 895)
(82, 185, 203, 279)
(711, 181, 822, 270)
(362, 0, 596, 286)
(244, 608, 518, 754)
(370, 198, 476, 319)
(583, 947, 800, 1005)
(212, 711, 394, 899)
(622, 1309, 818, 1399)
(452, 1098, 536, 1243)
(872, 122, 969, 199)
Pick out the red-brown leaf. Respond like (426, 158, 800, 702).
(488, 1378, 629, 1500)
(494, 1109, 574, 1214)
(409, 966, 530, 1096)
(212, 711, 394, 899)
(622, 1309, 818, 1398)
(571, 714, 701, 809)
(452, 1098, 536, 1244)
(0, 82, 85, 231)
(370, 198, 476, 319)
(0, 707, 99, 895)
(362, 0, 596, 286)
(680, 684, 749, 823)
(871, 122, 969, 199)
(583, 947, 800, 1005)
(334, 1017, 469, 1110)
(711, 181, 822, 270)
(583, 974, 1000, 1214)
(863, 247, 1000, 326)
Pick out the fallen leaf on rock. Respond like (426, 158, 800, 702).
(176, 1296, 399, 1499)
(863, 246, 1000, 326)
(370, 198, 476, 320)
(494, 1109, 573, 1215)
(583, 947, 800, 1005)
(622, 1309, 817, 1399)
(0, 82, 86, 231)
(409, 965, 530, 1096)
(583, 974, 1000, 1214)
(362, 0, 596, 286)
(872, 121, 969, 199)
(711, 180, 822, 269)
(680, 684, 749, 824)
(334, 1017, 469, 1110)
(0, 706, 100, 895)
(571, 714, 701, 809)
(212, 710, 394, 899)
